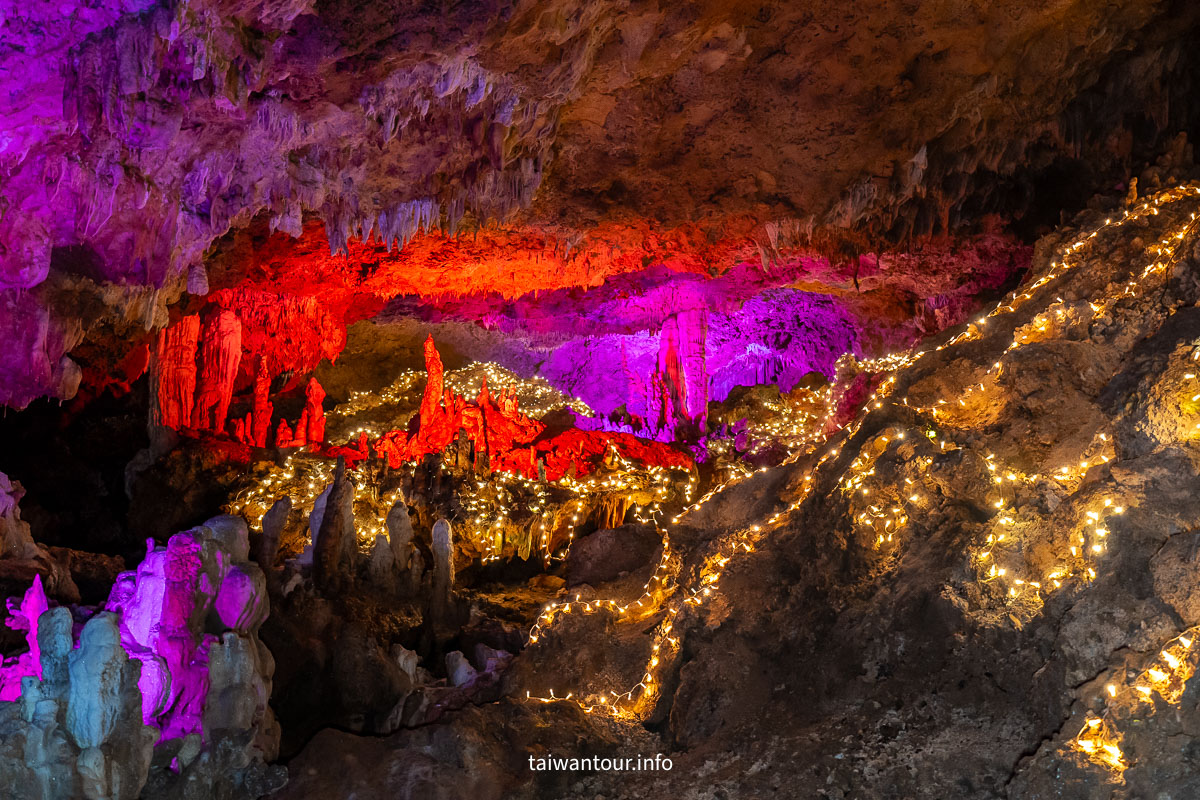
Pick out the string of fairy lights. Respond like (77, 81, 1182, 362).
(220, 182, 1200, 771)
(524, 181, 1200, 761)
(1063, 348, 1200, 774)
(458, 456, 688, 566)
(226, 361, 685, 568)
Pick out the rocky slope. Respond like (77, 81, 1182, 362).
(273, 181, 1200, 799)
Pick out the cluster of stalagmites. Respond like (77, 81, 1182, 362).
(346, 336, 693, 480)
(0, 494, 283, 800)
(295, 459, 450, 628)
(258, 457, 515, 734)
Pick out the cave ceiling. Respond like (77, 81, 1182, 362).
(2, 0, 1200, 408)
(10, 3, 1200, 797)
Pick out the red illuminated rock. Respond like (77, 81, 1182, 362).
(324, 432, 371, 470)
(251, 361, 273, 448)
(402, 336, 455, 461)
(364, 338, 692, 480)
(275, 419, 295, 449)
(373, 430, 410, 470)
(154, 316, 201, 430)
(212, 289, 346, 395)
(192, 308, 243, 432)
(304, 378, 327, 447)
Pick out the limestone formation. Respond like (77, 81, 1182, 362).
(314, 458, 356, 593)
(0, 471, 36, 559)
(367, 535, 396, 592)
(7, 3, 1200, 799)
(430, 519, 454, 625)
(385, 501, 414, 573)
(444, 652, 476, 688)
(0, 516, 284, 798)
(0, 608, 156, 800)
(256, 496, 291, 570)
(405, 550, 425, 600)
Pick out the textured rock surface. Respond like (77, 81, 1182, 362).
(0, 473, 81, 603)
(274, 182, 1200, 798)
(0, 608, 157, 800)
(0, 515, 281, 799)
(3, 0, 1199, 410)
(8, 3, 1200, 799)
(566, 524, 661, 587)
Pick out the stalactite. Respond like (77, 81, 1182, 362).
(192, 308, 242, 432)
(252, 359, 273, 448)
(154, 315, 201, 430)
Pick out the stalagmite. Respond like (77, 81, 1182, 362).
(306, 483, 331, 554)
(304, 378, 327, 446)
(314, 457, 354, 592)
(276, 419, 294, 448)
(386, 500, 414, 571)
(430, 518, 454, 624)
(257, 496, 291, 570)
(404, 334, 451, 460)
(0, 575, 48, 700)
(407, 548, 425, 598)
(65, 613, 133, 749)
(294, 409, 309, 446)
(367, 535, 396, 591)
(386, 500, 422, 596)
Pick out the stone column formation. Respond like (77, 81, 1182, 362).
(191, 308, 243, 432)
(257, 496, 292, 571)
(386, 500, 424, 596)
(314, 457, 355, 593)
(430, 518, 454, 625)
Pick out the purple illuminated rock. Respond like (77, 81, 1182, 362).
(0, 574, 49, 700)
(444, 651, 477, 688)
(214, 563, 269, 633)
(104, 518, 274, 746)
(0, 511, 280, 798)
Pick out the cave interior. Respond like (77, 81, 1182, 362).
(4, 1, 1200, 798)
